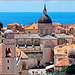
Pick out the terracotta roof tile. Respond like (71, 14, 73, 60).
(55, 57, 69, 66)
(54, 43, 75, 55)
(52, 23, 62, 26)
(1, 27, 7, 30)
(16, 48, 28, 59)
(25, 23, 38, 29)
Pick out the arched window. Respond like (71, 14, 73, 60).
(19, 41, 22, 45)
(27, 41, 31, 46)
(6, 48, 11, 57)
(34, 41, 38, 46)
(19, 41, 24, 46)
(22, 62, 26, 70)
(45, 29, 48, 35)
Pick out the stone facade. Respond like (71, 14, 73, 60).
(38, 23, 53, 36)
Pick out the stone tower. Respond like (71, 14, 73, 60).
(38, 4, 53, 36)
(2, 30, 16, 74)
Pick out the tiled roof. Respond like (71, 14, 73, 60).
(52, 23, 62, 26)
(40, 35, 57, 39)
(55, 57, 69, 66)
(56, 26, 62, 29)
(67, 24, 75, 29)
(14, 34, 40, 39)
(54, 43, 75, 55)
(8, 23, 19, 26)
(8, 22, 29, 29)
(55, 34, 72, 38)
(25, 23, 38, 29)
(1, 27, 7, 30)
(16, 48, 28, 59)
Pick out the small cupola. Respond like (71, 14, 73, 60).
(4, 30, 14, 39)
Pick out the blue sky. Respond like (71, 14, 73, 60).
(0, 1, 75, 12)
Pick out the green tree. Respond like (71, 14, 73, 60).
(0, 21, 3, 31)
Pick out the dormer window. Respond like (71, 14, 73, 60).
(64, 50, 67, 54)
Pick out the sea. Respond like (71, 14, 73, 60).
(0, 12, 75, 27)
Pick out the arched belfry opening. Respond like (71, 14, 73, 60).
(6, 48, 11, 57)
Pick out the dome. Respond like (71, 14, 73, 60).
(38, 14, 52, 23)
(4, 30, 13, 35)
(68, 48, 75, 58)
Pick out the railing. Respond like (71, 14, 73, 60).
(19, 46, 41, 51)
(16, 44, 40, 47)
(16, 52, 21, 65)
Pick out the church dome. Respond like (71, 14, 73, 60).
(38, 14, 52, 23)
(68, 48, 75, 58)
(38, 4, 52, 23)
(4, 30, 13, 35)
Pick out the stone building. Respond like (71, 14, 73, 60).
(14, 4, 58, 68)
(54, 43, 75, 71)
(13, 4, 72, 69)
(54, 45, 75, 74)
(0, 30, 29, 75)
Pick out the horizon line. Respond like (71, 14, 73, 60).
(0, 11, 75, 12)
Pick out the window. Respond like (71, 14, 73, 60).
(29, 31, 30, 34)
(22, 62, 26, 70)
(6, 48, 11, 57)
(27, 41, 31, 46)
(46, 29, 48, 34)
(41, 29, 43, 34)
(7, 60, 9, 63)
(37, 60, 40, 67)
(7, 67, 9, 70)
(19, 41, 22, 45)
(34, 41, 39, 46)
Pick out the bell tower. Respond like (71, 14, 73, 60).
(2, 30, 16, 74)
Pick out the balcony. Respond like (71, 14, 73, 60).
(17, 45, 42, 51)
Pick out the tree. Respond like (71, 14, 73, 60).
(0, 21, 3, 31)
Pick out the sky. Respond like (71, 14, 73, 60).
(0, 1, 75, 12)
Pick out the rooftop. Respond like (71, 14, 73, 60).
(14, 34, 40, 39)
(55, 57, 69, 66)
(55, 34, 72, 38)
(54, 43, 75, 55)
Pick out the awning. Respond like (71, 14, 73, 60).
(46, 64, 54, 70)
